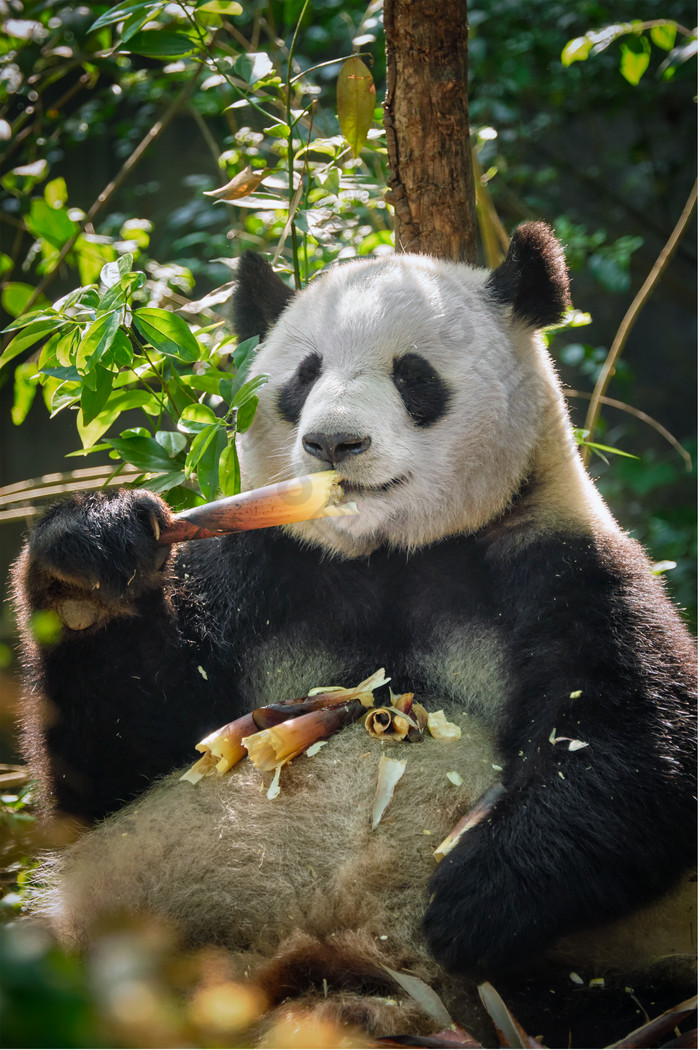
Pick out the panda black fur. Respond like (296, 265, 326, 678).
(13, 223, 697, 1041)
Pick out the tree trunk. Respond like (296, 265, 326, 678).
(383, 0, 476, 264)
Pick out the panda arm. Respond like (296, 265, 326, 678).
(12, 490, 255, 821)
(424, 529, 697, 977)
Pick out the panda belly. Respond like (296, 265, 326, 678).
(38, 715, 500, 1035)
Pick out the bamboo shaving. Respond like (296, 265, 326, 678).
(267, 764, 283, 800)
(371, 756, 407, 830)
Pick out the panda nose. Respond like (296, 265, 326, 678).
(302, 431, 371, 466)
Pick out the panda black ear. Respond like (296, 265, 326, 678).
(485, 221, 570, 328)
(232, 251, 295, 341)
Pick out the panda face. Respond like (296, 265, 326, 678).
(239, 254, 555, 555)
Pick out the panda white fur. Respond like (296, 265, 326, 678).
(13, 223, 697, 1045)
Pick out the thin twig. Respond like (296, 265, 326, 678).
(582, 179, 698, 468)
(565, 389, 693, 471)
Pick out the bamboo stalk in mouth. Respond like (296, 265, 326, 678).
(158, 471, 357, 544)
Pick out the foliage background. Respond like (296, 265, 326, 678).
(0, 1, 696, 1042)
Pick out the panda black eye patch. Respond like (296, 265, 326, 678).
(277, 351, 323, 424)
(392, 353, 451, 426)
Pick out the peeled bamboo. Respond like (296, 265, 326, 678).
(159, 471, 356, 544)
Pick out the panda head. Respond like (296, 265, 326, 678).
(234, 223, 572, 556)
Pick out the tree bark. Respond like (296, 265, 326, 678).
(383, 0, 476, 264)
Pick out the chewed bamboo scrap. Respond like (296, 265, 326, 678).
(180, 668, 390, 783)
(433, 782, 506, 861)
(427, 710, 462, 741)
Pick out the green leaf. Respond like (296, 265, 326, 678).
(179, 372, 225, 395)
(104, 329, 135, 369)
(561, 35, 593, 65)
(133, 308, 200, 362)
(25, 198, 78, 249)
(101, 253, 135, 288)
(231, 373, 268, 408)
(107, 434, 183, 471)
(126, 30, 197, 57)
(55, 328, 80, 367)
(620, 36, 650, 84)
(185, 422, 218, 475)
(1, 283, 42, 318)
(44, 177, 68, 208)
(0, 253, 12, 277)
(76, 390, 156, 447)
(155, 430, 188, 457)
(178, 402, 219, 433)
(74, 234, 117, 286)
(76, 311, 122, 381)
(80, 366, 115, 424)
(0, 318, 67, 370)
(197, 0, 243, 14)
(218, 440, 240, 496)
(234, 52, 274, 86)
(236, 395, 258, 432)
(650, 23, 677, 52)
(89, 2, 168, 32)
(337, 56, 376, 158)
(187, 424, 227, 500)
(12, 361, 39, 425)
(232, 334, 259, 375)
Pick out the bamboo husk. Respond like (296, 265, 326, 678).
(159, 471, 357, 544)
(365, 693, 428, 742)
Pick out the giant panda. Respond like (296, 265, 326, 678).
(13, 223, 697, 1046)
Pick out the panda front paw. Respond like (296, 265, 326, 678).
(423, 830, 562, 979)
(22, 489, 173, 630)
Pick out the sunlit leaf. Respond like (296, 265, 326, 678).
(619, 36, 651, 84)
(195, 425, 228, 500)
(178, 402, 219, 433)
(197, 1, 243, 15)
(561, 36, 592, 65)
(234, 51, 274, 86)
(337, 56, 376, 157)
(76, 312, 122, 382)
(89, 1, 168, 32)
(44, 177, 68, 208)
(218, 440, 240, 495)
(101, 253, 134, 288)
(133, 308, 200, 362)
(649, 23, 677, 52)
(12, 362, 39, 425)
(0, 318, 67, 370)
(1, 283, 43, 318)
(25, 199, 78, 249)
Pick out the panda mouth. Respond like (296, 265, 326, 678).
(340, 474, 410, 496)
